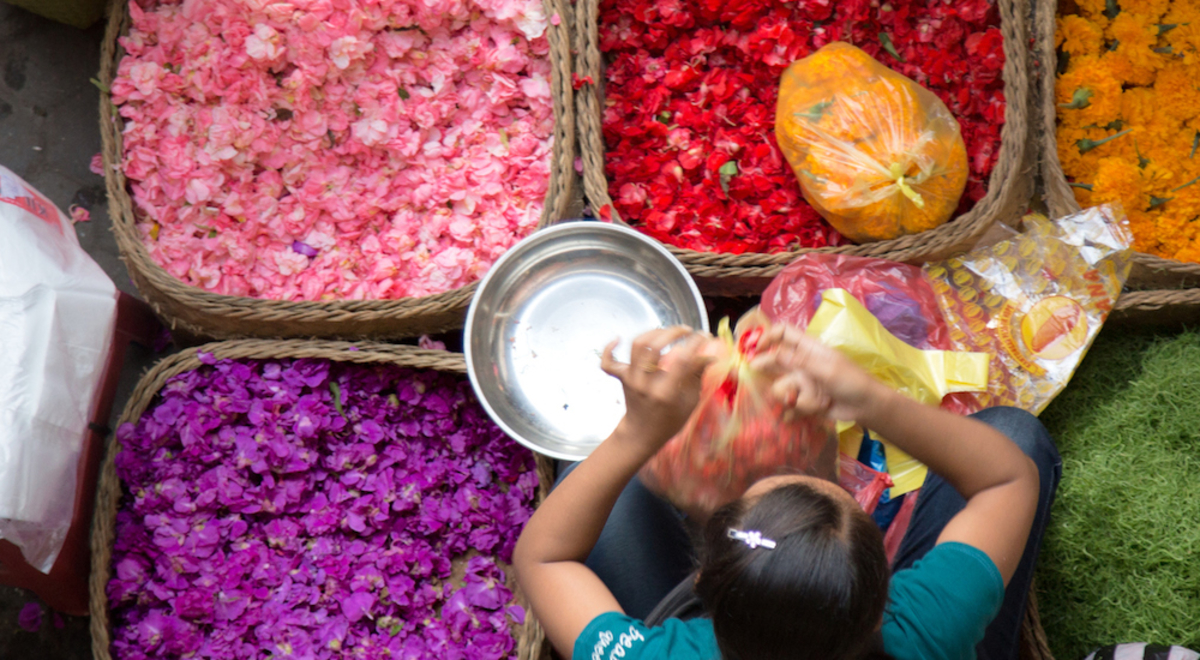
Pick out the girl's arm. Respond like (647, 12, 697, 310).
(753, 324, 1039, 584)
(513, 327, 714, 659)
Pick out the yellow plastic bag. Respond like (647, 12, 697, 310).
(758, 205, 1131, 495)
(805, 289, 991, 495)
(775, 42, 969, 243)
(923, 206, 1133, 414)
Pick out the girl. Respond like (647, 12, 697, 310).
(513, 325, 1061, 660)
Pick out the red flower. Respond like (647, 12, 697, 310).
(598, 0, 1006, 254)
(571, 73, 595, 89)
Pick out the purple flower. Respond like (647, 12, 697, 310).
(17, 602, 41, 632)
(341, 592, 375, 623)
(291, 240, 319, 257)
(111, 358, 537, 660)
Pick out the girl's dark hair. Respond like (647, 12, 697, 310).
(695, 482, 890, 660)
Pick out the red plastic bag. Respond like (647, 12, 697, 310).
(639, 313, 838, 518)
(761, 253, 981, 416)
(838, 454, 893, 515)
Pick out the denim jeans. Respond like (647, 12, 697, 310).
(553, 406, 1062, 660)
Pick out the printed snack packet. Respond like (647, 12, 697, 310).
(922, 206, 1132, 413)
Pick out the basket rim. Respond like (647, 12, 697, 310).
(1035, 0, 1200, 284)
(89, 338, 553, 660)
(572, 0, 1034, 273)
(99, 0, 577, 337)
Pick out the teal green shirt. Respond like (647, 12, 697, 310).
(573, 542, 1004, 660)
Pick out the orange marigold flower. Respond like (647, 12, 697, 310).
(1056, 126, 1097, 178)
(1141, 161, 1177, 195)
(1152, 62, 1200, 123)
(1056, 55, 1124, 126)
(1121, 0, 1172, 23)
(1125, 209, 1161, 253)
(1091, 157, 1144, 211)
(1120, 88, 1170, 140)
(1058, 0, 1200, 263)
(1166, 21, 1200, 58)
(1107, 13, 1164, 85)
(1057, 15, 1105, 57)
(1073, 0, 1109, 23)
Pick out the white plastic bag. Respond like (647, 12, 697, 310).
(0, 165, 118, 571)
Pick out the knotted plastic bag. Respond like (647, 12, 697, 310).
(775, 42, 969, 243)
(839, 454, 893, 515)
(639, 312, 838, 518)
(0, 165, 118, 571)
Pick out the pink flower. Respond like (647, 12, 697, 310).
(418, 335, 447, 350)
(244, 25, 284, 62)
(128, 61, 160, 96)
(351, 116, 389, 146)
(69, 205, 92, 223)
(275, 247, 310, 275)
(90, 153, 105, 175)
(184, 179, 212, 205)
(328, 36, 372, 70)
(114, 0, 555, 302)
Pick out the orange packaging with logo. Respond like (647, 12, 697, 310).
(922, 205, 1132, 414)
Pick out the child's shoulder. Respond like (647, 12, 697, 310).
(575, 612, 719, 660)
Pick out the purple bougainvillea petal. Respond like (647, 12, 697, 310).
(17, 602, 41, 632)
(110, 358, 536, 659)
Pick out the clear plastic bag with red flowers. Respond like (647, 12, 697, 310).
(775, 42, 970, 243)
(638, 311, 839, 519)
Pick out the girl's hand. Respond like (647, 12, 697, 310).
(600, 326, 716, 454)
(750, 323, 891, 423)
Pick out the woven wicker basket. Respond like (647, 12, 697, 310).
(1033, 0, 1200, 326)
(573, 0, 1036, 296)
(99, 0, 577, 341)
(1020, 588, 1054, 660)
(89, 339, 554, 660)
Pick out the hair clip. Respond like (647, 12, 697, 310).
(727, 528, 777, 550)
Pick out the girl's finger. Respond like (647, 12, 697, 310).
(630, 326, 694, 375)
(772, 371, 830, 417)
(633, 326, 694, 354)
(748, 351, 787, 376)
(755, 324, 787, 349)
(599, 339, 629, 380)
(668, 334, 716, 382)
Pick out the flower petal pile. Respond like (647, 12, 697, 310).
(1055, 0, 1200, 263)
(109, 358, 538, 659)
(113, 0, 555, 300)
(599, 0, 1007, 253)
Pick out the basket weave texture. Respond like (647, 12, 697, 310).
(98, 0, 577, 341)
(89, 339, 554, 660)
(1033, 0, 1200, 326)
(573, 0, 1036, 294)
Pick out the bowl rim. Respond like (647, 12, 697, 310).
(464, 219, 709, 460)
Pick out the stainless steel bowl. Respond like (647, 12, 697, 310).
(465, 221, 708, 461)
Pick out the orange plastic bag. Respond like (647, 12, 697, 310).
(639, 313, 838, 518)
(775, 42, 969, 243)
